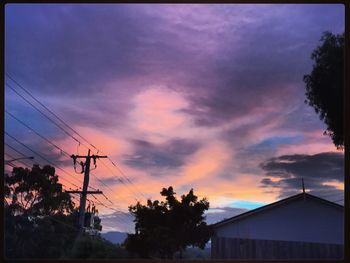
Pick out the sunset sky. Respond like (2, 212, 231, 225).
(5, 4, 344, 233)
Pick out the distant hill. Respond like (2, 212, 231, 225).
(101, 231, 128, 245)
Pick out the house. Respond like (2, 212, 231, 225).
(211, 192, 344, 259)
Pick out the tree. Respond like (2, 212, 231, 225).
(4, 164, 103, 258)
(5, 165, 74, 217)
(5, 165, 78, 258)
(124, 186, 212, 259)
(303, 31, 344, 149)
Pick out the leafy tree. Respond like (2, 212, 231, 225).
(124, 186, 212, 259)
(303, 31, 344, 149)
(4, 165, 102, 258)
(5, 165, 74, 217)
(4, 165, 78, 258)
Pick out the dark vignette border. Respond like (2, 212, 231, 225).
(0, 1, 348, 263)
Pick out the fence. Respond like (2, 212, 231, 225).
(211, 237, 344, 259)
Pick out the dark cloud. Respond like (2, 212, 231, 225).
(261, 152, 344, 180)
(260, 152, 344, 199)
(123, 138, 200, 171)
(6, 5, 156, 95)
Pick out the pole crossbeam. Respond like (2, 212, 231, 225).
(71, 155, 108, 159)
(65, 190, 103, 194)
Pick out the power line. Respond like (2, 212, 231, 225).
(90, 194, 131, 225)
(5, 110, 71, 157)
(99, 159, 144, 201)
(5, 114, 130, 212)
(5, 131, 80, 179)
(4, 132, 99, 190)
(4, 156, 78, 200)
(4, 152, 32, 168)
(8, 74, 145, 198)
(5, 113, 116, 200)
(6, 74, 146, 206)
(6, 80, 140, 199)
(90, 172, 128, 207)
(6, 72, 99, 152)
(6, 76, 146, 200)
(6, 82, 81, 145)
(5, 142, 35, 161)
(99, 156, 148, 201)
(6, 142, 83, 190)
(5, 120, 126, 214)
(5, 152, 31, 167)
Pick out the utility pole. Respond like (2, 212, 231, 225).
(66, 149, 107, 233)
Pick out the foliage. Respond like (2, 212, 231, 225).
(124, 186, 213, 259)
(4, 165, 104, 259)
(67, 235, 132, 259)
(5, 165, 74, 216)
(303, 31, 344, 149)
(5, 209, 80, 258)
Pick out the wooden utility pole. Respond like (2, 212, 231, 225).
(66, 149, 107, 233)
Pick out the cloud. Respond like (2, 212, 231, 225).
(4, 4, 345, 230)
(6, 4, 344, 131)
(260, 152, 344, 198)
(123, 138, 201, 171)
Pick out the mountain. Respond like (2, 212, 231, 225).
(101, 231, 128, 245)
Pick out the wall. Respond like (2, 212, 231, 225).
(214, 197, 343, 244)
(211, 237, 344, 259)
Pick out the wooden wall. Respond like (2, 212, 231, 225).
(211, 237, 343, 259)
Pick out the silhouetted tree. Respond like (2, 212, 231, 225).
(124, 186, 212, 259)
(4, 165, 78, 258)
(303, 31, 344, 149)
(4, 165, 103, 258)
(5, 165, 74, 217)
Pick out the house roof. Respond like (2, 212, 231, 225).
(212, 192, 343, 229)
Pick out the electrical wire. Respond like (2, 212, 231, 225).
(7, 72, 99, 152)
(6, 74, 148, 219)
(6, 83, 82, 145)
(6, 74, 146, 199)
(5, 110, 71, 157)
(4, 132, 98, 190)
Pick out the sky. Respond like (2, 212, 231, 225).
(4, 4, 345, 233)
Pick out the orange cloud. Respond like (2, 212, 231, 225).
(129, 86, 190, 140)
